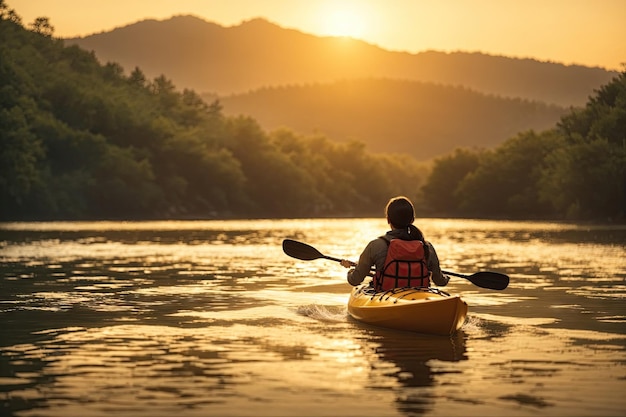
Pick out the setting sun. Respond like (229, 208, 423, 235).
(319, 5, 368, 38)
(325, 9, 364, 37)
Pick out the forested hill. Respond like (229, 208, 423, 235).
(218, 79, 566, 160)
(66, 15, 616, 107)
(0, 14, 429, 220)
(1, 9, 624, 222)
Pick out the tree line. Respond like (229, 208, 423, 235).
(1, 5, 624, 222)
(422, 73, 626, 221)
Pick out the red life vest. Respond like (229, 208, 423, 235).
(375, 238, 430, 291)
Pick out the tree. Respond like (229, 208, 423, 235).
(128, 67, 147, 88)
(29, 17, 54, 37)
(456, 130, 561, 218)
(102, 62, 124, 82)
(0, 0, 21, 24)
(90, 145, 162, 217)
(559, 71, 626, 147)
(150, 75, 178, 111)
(545, 70, 626, 220)
(0, 104, 43, 212)
(539, 136, 626, 220)
(421, 148, 482, 214)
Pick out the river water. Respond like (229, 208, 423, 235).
(0, 219, 625, 416)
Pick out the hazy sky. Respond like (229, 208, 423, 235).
(11, 0, 626, 70)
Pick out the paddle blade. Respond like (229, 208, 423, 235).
(466, 271, 509, 290)
(282, 239, 325, 261)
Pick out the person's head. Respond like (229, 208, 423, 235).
(385, 196, 415, 229)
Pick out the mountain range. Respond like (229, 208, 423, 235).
(65, 15, 618, 160)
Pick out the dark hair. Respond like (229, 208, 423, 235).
(385, 196, 425, 241)
(385, 196, 415, 228)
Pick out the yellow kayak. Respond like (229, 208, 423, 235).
(347, 285, 468, 336)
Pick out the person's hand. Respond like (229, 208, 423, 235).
(340, 259, 354, 268)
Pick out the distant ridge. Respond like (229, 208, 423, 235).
(219, 78, 567, 160)
(66, 15, 617, 107)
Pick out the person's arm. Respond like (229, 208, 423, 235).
(426, 241, 449, 286)
(341, 240, 378, 286)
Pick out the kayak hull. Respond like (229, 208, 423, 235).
(347, 285, 468, 336)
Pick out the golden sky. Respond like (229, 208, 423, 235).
(11, 0, 626, 70)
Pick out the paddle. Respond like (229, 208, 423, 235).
(282, 239, 509, 290)
(440, 270, 509, 291)
(282, 238, 351, 264)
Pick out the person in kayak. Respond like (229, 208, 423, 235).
(340, 196, 449, 290)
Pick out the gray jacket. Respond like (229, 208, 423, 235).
(347, 229, 449, 287)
